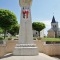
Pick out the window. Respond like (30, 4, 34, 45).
(55, 25, 56, 27)
(53, 25, 56, 28)
(36, 32, 37, 34)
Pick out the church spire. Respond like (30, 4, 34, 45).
(51, 16, 56, 23)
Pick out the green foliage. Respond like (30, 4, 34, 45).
(0, 9, 17, 29)
(37, 37, 42, 40)
(8, 37, 12, 40)
(0, 28, 3, 33)
(43, 38, 60, 42)
(32, 22, 45, 37)
(33, 37, 37, 40)
(32, 22, 45, 31)
(0, 37, 4, 40)
(8, 25, 19, 36)
(0, 9, 18, 39)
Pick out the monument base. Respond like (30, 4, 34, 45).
(13, 44, 38, 56)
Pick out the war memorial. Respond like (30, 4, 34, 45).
(13, 0, 38, 56)
(0, 0, 59, 60)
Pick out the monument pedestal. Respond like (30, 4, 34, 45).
(13, 44, 38, 56)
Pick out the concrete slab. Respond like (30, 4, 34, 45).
(0, 53, 57, 60)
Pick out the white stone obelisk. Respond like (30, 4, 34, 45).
(13, 0, 38, 56)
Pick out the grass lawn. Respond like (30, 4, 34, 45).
(42, 38, 60, 42)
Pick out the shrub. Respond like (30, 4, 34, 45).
(14, 38, 18, 40)
(0, 37, 4, 40)
(37, 37, 42, 40)
(8, 37, 12, 40)
(33, 37, 37, 40)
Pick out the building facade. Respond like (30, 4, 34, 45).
(33, 29, 44, 38)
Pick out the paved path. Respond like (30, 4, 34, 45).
(0, 53, 58, 60)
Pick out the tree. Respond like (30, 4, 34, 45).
(8, 24, 19, 36)
(0, 28, 3, 34)
(32, 22, 45, 37)
(0, 9, 18, 39)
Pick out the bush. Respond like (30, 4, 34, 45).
(8, 37, 12, 40)
(37, 37, 42, 40)
(0, 37, 4, 40)
(14, 38, 18, 40)
(58, 36, 60, 38)
(33, 37, 37, 40)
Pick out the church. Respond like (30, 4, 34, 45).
(47, 16, 60, 38)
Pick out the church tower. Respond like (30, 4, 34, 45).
(51, 16, 58, 30)
(48, 16, 60, 38)
(51, 16, 58, 37)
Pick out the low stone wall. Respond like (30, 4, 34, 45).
(6, 40, 18, 53)
(34, 40, 45, 52)
(0, 45, 6, 58)
(34, 40, 60, 55)
(44, 44, 60, 55)
(0, 40, 60, 57)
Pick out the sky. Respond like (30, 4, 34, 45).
(0, 0, 60, 35)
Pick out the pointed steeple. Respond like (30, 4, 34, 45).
(51, 16, 56, 23)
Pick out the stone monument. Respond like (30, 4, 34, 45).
(13, 0, 38, 55)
